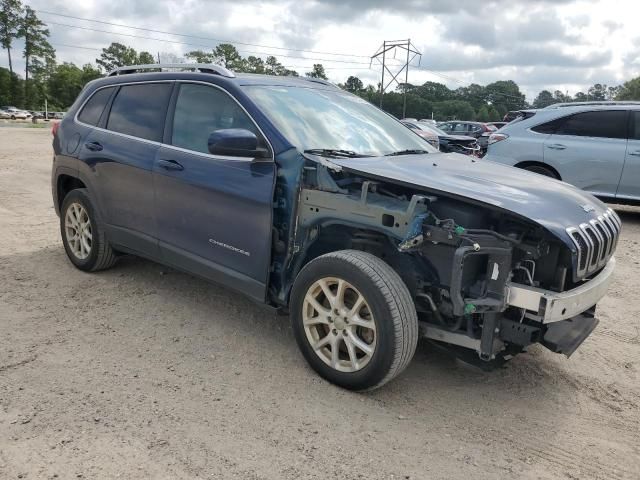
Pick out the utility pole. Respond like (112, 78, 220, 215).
(370, 39, 422, 117)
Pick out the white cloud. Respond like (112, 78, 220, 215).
(1, 0, 638, 102)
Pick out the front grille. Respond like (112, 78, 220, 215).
(567, 208, 621, 279)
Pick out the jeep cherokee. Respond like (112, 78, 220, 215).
(52, 64, 620, 390)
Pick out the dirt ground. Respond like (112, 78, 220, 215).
(0, 128, 638, 480)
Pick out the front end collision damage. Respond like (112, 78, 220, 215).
(269, 152, 615, 367)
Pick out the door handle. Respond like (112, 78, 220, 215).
(158, 159, 184, 171)
(629, 151, 640, 156)
(84, 141, 103, 152)
(546, 143, 567, 150)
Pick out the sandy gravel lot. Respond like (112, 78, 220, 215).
(0, 128, 639, 479)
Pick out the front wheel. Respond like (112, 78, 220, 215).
(290, 250, 418, 391)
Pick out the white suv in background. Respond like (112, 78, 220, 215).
(484, 103, 640, 204)
(0, 106, 32, 120)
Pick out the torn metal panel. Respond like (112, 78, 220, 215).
(299, 187, 431, 240)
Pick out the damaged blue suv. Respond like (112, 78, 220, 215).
(52, 64, 620, 390)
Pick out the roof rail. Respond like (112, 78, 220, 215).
(544, 101, 640, 109)
(107, 63, 235, 78)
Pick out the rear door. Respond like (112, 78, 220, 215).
(78, 82, 173, 254)
(617, 110, 640, 200)
(153, 82, 275, 301)
(542, 110, 627, 197)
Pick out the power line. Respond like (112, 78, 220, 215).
(48, 42, 372, 72)
(39, 10, 526, 102)
(43, 20, 374, 66)
(37, 10, 372, 59)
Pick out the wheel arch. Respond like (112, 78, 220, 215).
(514, 160, 561, 180)
(281, 222, 436, 308)
(56, 174, 87, 210)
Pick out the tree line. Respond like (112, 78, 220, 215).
(2, 1, 640, 117)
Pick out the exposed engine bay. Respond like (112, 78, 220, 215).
(270, 157, 618, 367)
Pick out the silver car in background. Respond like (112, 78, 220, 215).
(485, 103, 640, 204)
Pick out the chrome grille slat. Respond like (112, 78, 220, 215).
(566, 209, 621, 279)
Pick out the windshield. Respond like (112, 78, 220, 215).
(243, 85, 437, 156)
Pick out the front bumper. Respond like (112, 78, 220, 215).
(506, 257, 615, 323)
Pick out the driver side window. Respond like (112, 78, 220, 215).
(171, 83, 259, 154)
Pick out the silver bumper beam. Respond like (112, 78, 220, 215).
(506, 258, 615, 323)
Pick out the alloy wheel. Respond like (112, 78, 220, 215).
(302, 277, 377, 372)
(64, 202, 92, 260)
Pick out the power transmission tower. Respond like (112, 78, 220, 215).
(371, 40, 422, 117)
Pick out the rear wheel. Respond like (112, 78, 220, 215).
(522, 164, 559, 179)
(290, 250, 418, 391)
(60, 188, 117, 272)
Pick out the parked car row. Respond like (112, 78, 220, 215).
(401, 119, 481, 155)
(0, 106, 66, 121)
(0, 106, 32, 120)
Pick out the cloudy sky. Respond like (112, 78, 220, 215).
(4, 0, 640, 101)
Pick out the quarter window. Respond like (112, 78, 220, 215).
(633, 111, 640, 140)
(106, 83, 172, 142)
(171, 83, 258, 154)
(77, 87, 115, 126)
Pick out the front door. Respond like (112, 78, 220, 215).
(153, 82, 275, 301)
(617, 110, 640, 201)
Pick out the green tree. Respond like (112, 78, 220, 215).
(432, 100, 476, 121)
(212, 43, 245, 70)
(0, 65, 23, 105)
(96, 42, 152, 72)
(454, 83, 486, 110)
(244, 56, 265, 73)
(476, 105, 489, 122)
(494, 103, 507, 119)
(305, 63, 327, 80)
(264, 56, 297, 76)
(574, 91, 588, 102)
(487, 106, 500, 121)
(586, 83, 608, 101)
(416, 81, 453, 102)
(19, 6, 54, 108)
(607, 85, 620, 100)
(0, 0, 22, 77)
(185, 49, 215, 63)
(533, 90, 555, 108)
(616, 77, 640, 100)
(485, 80, 526, 111)
(138, 51, 155, 65)
(344, 75, 363, 93)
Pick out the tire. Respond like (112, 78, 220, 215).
(60, 188, 117, 272)
(10, 115, 15, 120)
(522, 164, 559, 179)
(290, 250, 418, 391)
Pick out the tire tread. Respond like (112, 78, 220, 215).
(313, 250, 418, 390)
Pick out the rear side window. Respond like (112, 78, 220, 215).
(533, 110, 627, 139)
(106, 83, 172, 142)
(77, 87, 114, 126)
(171, 83, 259, 154)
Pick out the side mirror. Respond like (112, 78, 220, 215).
(207, 129, 270, 159)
